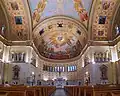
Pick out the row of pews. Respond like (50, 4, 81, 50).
(0, 86, 56, 96)
(64, 85, 120, 96)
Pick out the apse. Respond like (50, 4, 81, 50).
(33, 16, 87, 60)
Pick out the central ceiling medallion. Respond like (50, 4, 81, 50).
(57, 34, 63, 41)
(33, 16, 87, 60)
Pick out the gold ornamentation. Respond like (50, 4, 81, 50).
(33, 0, 47, 25)
(73, 0, 88, 22)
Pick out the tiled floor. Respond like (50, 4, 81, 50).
(51, 89, 67, 96)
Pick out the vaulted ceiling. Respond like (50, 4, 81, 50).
(0, 0, 120, 60)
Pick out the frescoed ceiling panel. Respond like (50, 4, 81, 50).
(1, 0, 31, 41)
(0, 0, 120, 61)
(91, 0, 119, 41)
(29, 0, 93, 27)
(33, 16, 87, 60)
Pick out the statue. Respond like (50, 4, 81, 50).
(100, 65, 108, 80)
(1, 25, 5, 35)
(13, 65, 20, 80)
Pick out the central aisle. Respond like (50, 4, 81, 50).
(51, 89, 67, 96)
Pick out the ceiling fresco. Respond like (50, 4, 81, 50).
(0, 0, 120, 61)
(1, 0, 30, 41)
(29, 0, 93, 27)
(33, 16, 87, 60)
(91, 0, 119, 41)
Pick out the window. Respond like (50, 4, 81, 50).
(67, 65, 77, 72)
(115, 25, 120, 35)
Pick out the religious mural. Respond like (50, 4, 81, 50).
(92, 0, 117, 41)
(29, 0, 93, 26)
(33, 16, 87, 60)
(74, 0, 88, 22)
(102, 0, 111, 10)
(38, 34, 82, 60)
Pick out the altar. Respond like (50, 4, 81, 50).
(54, 78, 66, 88)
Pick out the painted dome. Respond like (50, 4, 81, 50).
(33, 16, 87, 60)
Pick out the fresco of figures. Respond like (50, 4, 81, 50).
(29, 0, 92, 26)
(38, 35, 82, 60)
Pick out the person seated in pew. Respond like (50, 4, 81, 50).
(78, 81, 81, 85)
(4, 81, 10, 87)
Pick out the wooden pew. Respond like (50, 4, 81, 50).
(64, 85, 120, 96)
(93, 85, 120, 96)
(0, 86, 35, 96)
(31, 86, 56, 96)
(0, 86, 56, 96)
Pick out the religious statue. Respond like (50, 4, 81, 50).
(13, 65, 20, 80)
(100, 65, 108, 80)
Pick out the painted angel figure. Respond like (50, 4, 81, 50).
(33, 0, 47, 24)
(74, 0, 88, 22)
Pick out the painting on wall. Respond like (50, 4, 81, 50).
(15, 16, 22, 24)
(99, 16, 106, 24)
(102, 0, 111, 10)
